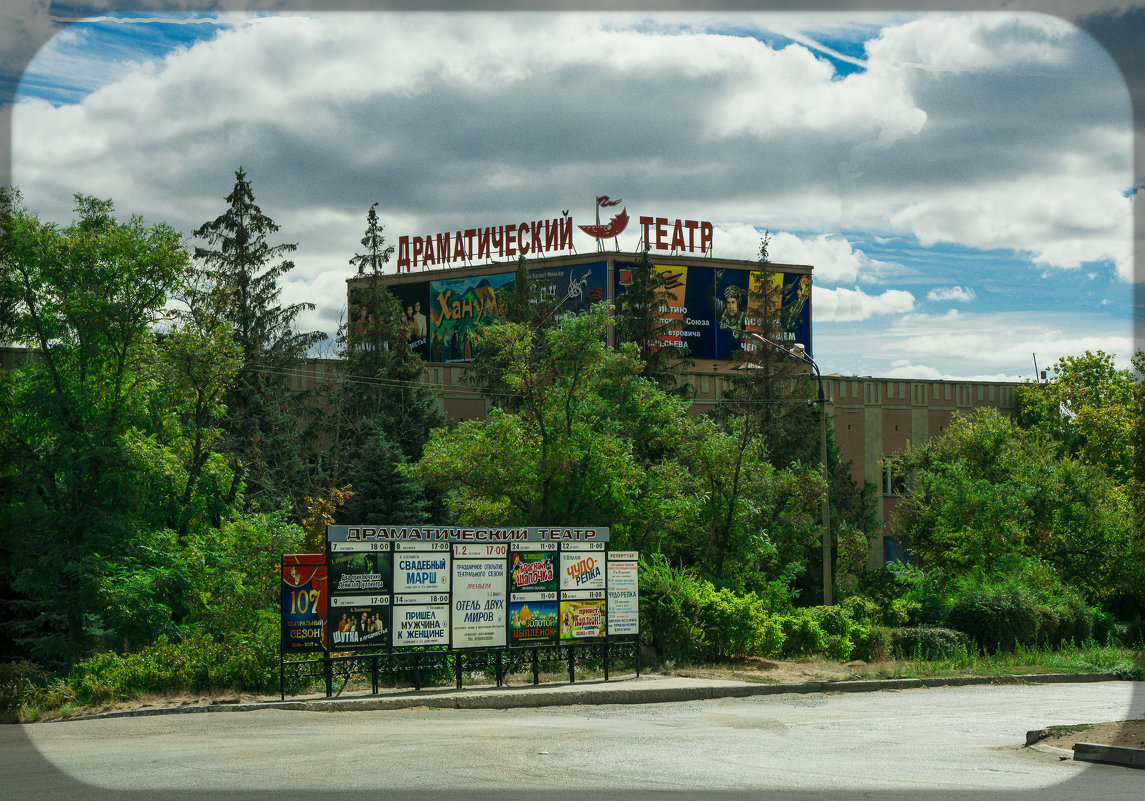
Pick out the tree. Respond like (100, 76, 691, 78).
(192, 168, 324, 512)
(0, 190, 195, 663)
(415, 305, 642, 526)
(410, 303, 823, 593)
(464, 255, 565, 412)
(885, 408, 1133, 610)
(317, 203, 443, 525)
(1017, 350, 1136, 484)
(710, 235, 877, 602)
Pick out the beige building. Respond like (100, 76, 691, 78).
(342, 251, 1023, 566)
(2, 251, 1023, 568)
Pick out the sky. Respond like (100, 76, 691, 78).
(3, 3, 1142, 381)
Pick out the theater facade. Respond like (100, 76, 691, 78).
(334, 207, 1020, 567)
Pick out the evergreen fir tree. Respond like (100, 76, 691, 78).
(319, 203, 444, 523)
(192, 168, 325, 512)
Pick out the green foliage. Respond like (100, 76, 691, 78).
(780, 614, 827, 657)
(886, 407, 1133, 609)
(890, 627, 971, 660)
(192, 168, 325, 513)
(319, 207, 444, 524)
(414, 305, 645, 527)
(945, 578, 1038, 653)
(0, 191, 198, 664)
(858, 625, 893, 661)
(638, 554, 785, 662)
(63, 631, 282, 708)
(1017, 351, 1135, 483)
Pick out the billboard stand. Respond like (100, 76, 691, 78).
(454, 653, 463, 690)
(567, 646, 575, 684)
(323, 653, 333, 698)
(603, 642, 610, 681)
(496, 650, 504, 687)
(532, 648, 540, 685)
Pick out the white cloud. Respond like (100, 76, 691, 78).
(926, 286, 975, 302)
(813, 286, 915, 322)
(7, 11, 1133, 374)
(889, 176, 1133, 281)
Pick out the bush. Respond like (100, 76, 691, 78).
(781, 615, 826, 657)
(1091, 610, 1116, 646)
(946, 582, 1037, 653)
(891, 627, 971, 660)
(0, 661, 56, 721)
(840, 595, 879, 625)
(824, 634, 855, 662)
(1115, 620, 1145, 647)
(857, 625, 893, 661)
(639, 555, 786, 663)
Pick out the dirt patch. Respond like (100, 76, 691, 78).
(1035, 720, 1145, 750)
(667, 656, 870, 685)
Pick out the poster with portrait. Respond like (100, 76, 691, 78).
(328, 596, 391, 650)
(614, 263, 811, 360)
(387, 282, 431, 358)
(281, 554, 328, 653)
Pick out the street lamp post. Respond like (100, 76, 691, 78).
(746, 333, 833, 606)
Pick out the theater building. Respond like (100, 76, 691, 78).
(342, 207, 1021, 568)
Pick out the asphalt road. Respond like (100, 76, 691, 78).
(4, 681, 1142, 801)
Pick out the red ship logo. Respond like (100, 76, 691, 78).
(579, 195, 629, 241)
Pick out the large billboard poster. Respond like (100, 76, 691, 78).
(429, 272, 514, 362)
(607, 555, 639, 636)
(451, 544, 508, 649)
(329, 596, 391, 649)
(281, 555, 328, 653)
(529, 262, 607, 317)
(509, 600, 559, 643)
(615, 263, 811, 360)
(560, 600, 607, 640)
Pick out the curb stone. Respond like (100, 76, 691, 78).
(1073, 742, 1145, 769)
(50, 671, 1123, 723)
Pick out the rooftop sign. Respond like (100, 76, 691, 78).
(395, 197, 715, 272)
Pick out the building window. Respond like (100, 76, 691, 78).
(884, 536, 910, 566)
(883, 464, 907, 496)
